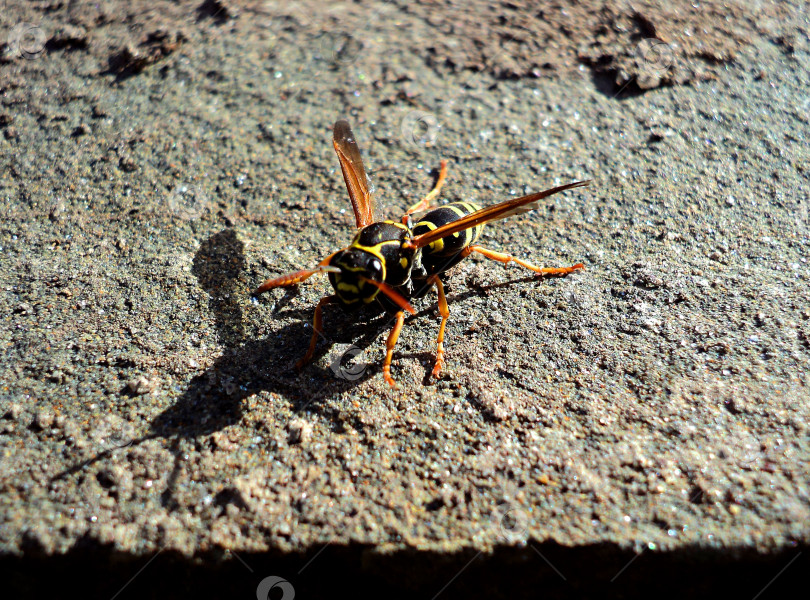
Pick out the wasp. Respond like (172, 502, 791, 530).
(255, 120, 589, 387)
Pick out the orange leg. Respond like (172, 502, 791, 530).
(461, 245, 584, 276)
(428, 275, 450, 378)
(402, 159, 448, 222)
(382, 310, 406, 387)
(295, 295, 338, 370)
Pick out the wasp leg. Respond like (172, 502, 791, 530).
(427, 274, 450, 378)
(382, 310, 406, 387)
(461, 245, 584, 276)
(402, 159, 448, 222)
(295, 295, 338, 370)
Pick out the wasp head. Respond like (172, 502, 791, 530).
(327, 249, 385, 308)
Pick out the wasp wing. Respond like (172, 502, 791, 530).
(408, 180, 590, 249)
(333, 119, 376, 228)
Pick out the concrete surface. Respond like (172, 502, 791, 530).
(1, 1, 808, 598)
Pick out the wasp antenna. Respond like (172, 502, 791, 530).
(360, 276, 416, 315)
(254, 265, 341, 295)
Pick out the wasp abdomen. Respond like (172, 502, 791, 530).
(414, 202, 483, 257)
(412, 202, 482, 278)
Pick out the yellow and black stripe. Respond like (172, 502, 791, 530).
(413, 201, 483, 276)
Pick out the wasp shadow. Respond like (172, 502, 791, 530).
(52, 233, 575, 499)
(53, 228, 386, 501)
(150, 228, 403, 506)
(150, 251, 585, 506)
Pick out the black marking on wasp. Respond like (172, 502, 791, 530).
(255, 120, 590, 387)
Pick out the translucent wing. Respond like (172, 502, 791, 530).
(333, 119, 376, 228)
(408, 180, 590, 249)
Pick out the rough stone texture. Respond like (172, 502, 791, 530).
(1, 1, 808, 598)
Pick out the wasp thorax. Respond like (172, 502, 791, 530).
(328, 248, 385, 307)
